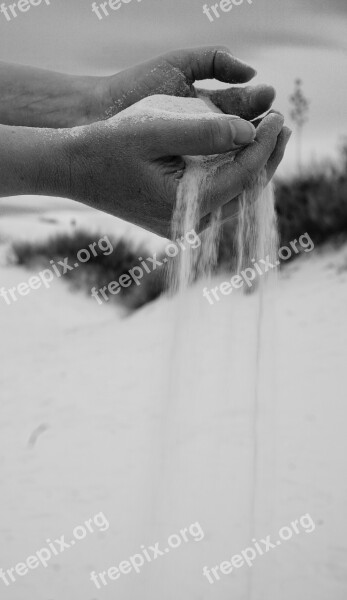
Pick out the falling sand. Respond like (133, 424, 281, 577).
(139, 95, 280, 600)
(163, 94, 279, 293)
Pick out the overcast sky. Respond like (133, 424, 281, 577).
(0, 0, 346, 174)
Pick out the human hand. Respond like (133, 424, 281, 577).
(67, 97, 290, 238)
(200, 112, 292, 229)
(0, 48, 274, 130)
(94, 46, 276, 123)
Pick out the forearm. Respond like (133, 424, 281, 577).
(0, 124, 73, 198)
(0, 62, 106, 128)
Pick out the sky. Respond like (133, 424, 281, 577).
(0, 0, 346, 174)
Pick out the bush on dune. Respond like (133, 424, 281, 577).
(12, 232, 166, 312)
(276, 170, 347, 247)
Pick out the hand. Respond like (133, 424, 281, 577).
(0, 48, 274, 129)
(200, 111, 292, 229)
(67, 97, 290, 239)
(95, 46, 276, 123)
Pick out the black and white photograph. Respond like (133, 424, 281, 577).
(0, 1, 346, 598)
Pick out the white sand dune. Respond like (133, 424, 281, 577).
(0, 196, 164, 249)
(0, 213, 346, 599)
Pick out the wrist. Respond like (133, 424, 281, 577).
(0, 62, 110, 128)
(65, 120, 109, 206)
(0, 125, 77, 199)
(71, 75, 110, 126)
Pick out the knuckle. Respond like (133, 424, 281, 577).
(215, 45, 233, 55)
(204, 120, 230, 153)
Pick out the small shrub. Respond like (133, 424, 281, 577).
(12, 231, 166, 312)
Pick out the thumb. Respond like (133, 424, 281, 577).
(147, 116, 256, 157)
(164, 46, 256, 84)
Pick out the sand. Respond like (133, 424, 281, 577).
(0, 202, 347, 599)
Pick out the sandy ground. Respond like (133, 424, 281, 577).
(0, 203, 347, 600)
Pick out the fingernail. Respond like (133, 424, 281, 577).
(266, 112, 285, 128)
(268, 109, 283, 117)
(232, 120, 256, 145)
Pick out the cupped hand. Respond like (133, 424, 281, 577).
(68, 97, 289, 239)
(96, 46, 276, 122)
(199, 112, 292, 229)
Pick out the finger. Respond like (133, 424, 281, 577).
(197, 84, 276, 120)
(196, 113, 284, 218)
(217, 127, 291, 227)
(164, 46, 256, 84)
(200, 124, 291, 230)
(232, 112, 285, 188)
(147, 115, 256, 157)
(252, 109, 283, 128)
(266, 126, 292, 180)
